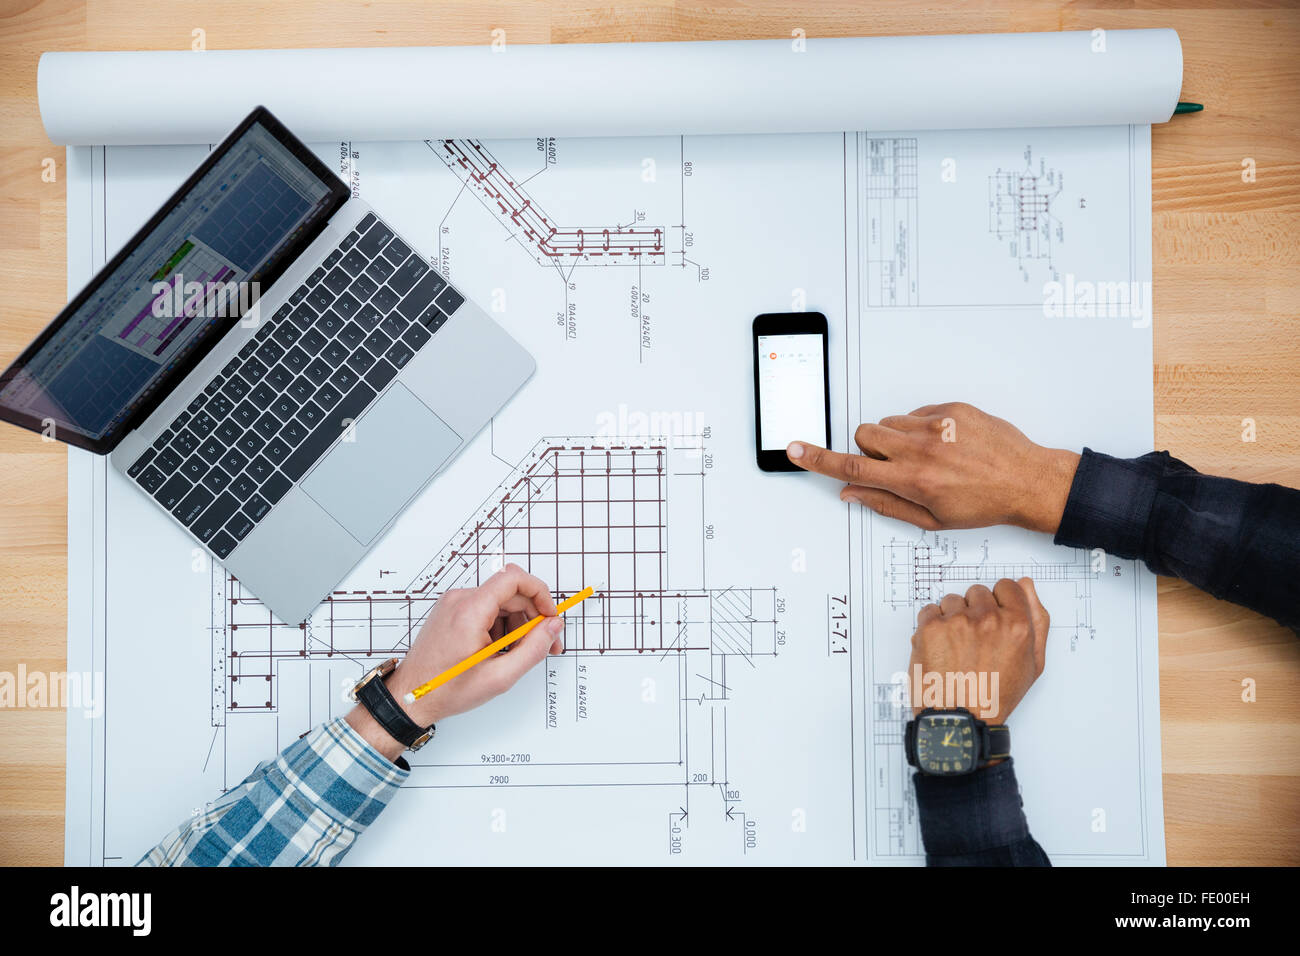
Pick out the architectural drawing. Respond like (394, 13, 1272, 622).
(880, 534, 1101, 649)
(412, 136, 709, 358)
(863, 530, 1139, 856)
(861, 135, 919, 307)
(988, 146, 1064, 281)
(66, 122, 1163, 866)
(433, 139, 667, 270)
(210, 434, 779, 843)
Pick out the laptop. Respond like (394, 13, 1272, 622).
(0, 106, 535, 625)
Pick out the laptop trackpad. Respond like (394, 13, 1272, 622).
(301, 383, 462, 546)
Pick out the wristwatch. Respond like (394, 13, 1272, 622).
(904, 707, 1010, 776)
(348, 658, 436, 752)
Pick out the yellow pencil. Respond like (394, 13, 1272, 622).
(402, 586, 595, 704)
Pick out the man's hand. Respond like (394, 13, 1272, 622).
(908, 578, 1050, 729)
(786, 402, 1080, 534)
(346, 564, 564, 762)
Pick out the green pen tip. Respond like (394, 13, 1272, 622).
(1174, 102, 1204, 114)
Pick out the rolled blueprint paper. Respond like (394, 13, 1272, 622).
(38, 29, 1183, 145)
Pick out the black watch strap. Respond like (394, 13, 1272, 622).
(905, 709, 1011, 774)
(355, 670, 433, 750)
(983, 724, 1011, 763)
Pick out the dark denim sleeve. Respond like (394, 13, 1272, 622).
(913, 759, 1049, 866)
(1054, 448, 1300, 630)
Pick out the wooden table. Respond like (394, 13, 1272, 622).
(1, 1, 1296, 866)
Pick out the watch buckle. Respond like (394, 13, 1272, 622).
(347, 657, 398, 703)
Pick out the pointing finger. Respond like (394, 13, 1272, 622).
(787, 441, 894, 489)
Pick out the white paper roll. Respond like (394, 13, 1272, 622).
(38, 30, 1183, 145)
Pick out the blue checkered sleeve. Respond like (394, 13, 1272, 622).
(138, 717, 408, 867)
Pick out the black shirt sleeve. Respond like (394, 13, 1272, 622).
(915, 448, 1299, 866)
(1054, 448, 1300, 629)
(913, 759, 1050, 866)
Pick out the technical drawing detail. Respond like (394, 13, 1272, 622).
(433, 140, 666, 268)
(988, 146, 1063, 279)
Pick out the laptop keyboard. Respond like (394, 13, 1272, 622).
(125, 212, 466, 561)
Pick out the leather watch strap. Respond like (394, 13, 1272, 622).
(983, 724, 1011, 762)
(356, 670, 431, 750)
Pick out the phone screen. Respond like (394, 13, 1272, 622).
(756, 332, 827, 450)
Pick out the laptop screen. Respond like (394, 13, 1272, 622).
(0, 109, 346, 451)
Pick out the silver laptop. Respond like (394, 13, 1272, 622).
(0, 107, 534, 625)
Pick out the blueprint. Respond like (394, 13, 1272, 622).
(63, 124, 1162, 865)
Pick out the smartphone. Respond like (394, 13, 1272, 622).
(752, 311, 831, 472)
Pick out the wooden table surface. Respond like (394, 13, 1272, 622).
(1, 0, 1296, 866)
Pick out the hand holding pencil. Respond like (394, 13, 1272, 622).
(403, 585, 593, 703)
(344, 564, 568, 762)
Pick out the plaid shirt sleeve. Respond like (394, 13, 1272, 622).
(138, 717, 408, 867)
(1055, 448, 1300, 630)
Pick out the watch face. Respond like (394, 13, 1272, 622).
(915, 712, 976, 775)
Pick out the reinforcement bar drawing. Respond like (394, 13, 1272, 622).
(213, 437, 777, 716)
(882, 537, 1095, 608)
(877, 534, 1109, 662)
(432, 139, 666, 267)
(988, 148, 1063, 274)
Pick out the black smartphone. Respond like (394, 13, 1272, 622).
(752, 311, 831, 472)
